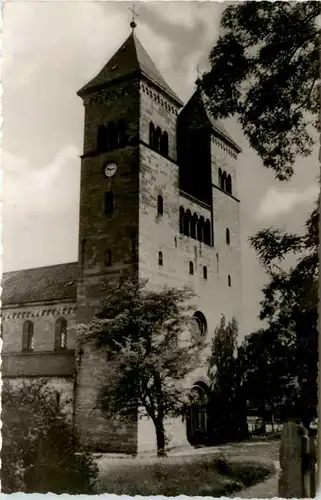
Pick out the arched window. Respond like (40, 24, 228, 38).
(153, 127, 162, 152)
(160, 131, 169, 156)
(187, 382, 210, 445)
(108, 122, 118, 150)
(198, 216, 204, 242)
(226, 228, 230, 245)
(193, 311, 207, 337)
(149, 122, 155, 146)
(204, 219, 211, 246)
(157, 195, 163, 216)
(189, 261, 194, 275)
(179, 206, 185, 234)
(191, 213, 198, 239)
(22, 320, 34, 352)
(97, 125, 108, 152)
(184, 210, 191, 237)
(55, 318, 67, 350)
(190, 383, 209, 404)
(220, 171, 226, 190)
(228, 274, 232, 287)
(158, 251, 163, 266)
(117, 119, 126, 148)
(226, 174, 232, 194)
(203, 266, 207, 280)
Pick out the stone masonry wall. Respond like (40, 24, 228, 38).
(140, 80, 179, 162)
(2, 301, 77, 353)
(138, 99, 242, 451)
(74, 77, 140, 454)
(211, 135, 242, 332)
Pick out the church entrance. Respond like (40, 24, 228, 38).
(186, 382, 210, 446)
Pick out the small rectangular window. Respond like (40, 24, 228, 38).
(157, 195, 163, 215)
(203, 266, 207, 280)
(104, 191, 114, 215)
(105, 249, 112, 267)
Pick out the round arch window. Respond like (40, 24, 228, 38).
(193, 311, 207, 337)
(189, 383, 209, 404)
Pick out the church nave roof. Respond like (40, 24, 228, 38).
(2, 262, 78, 306)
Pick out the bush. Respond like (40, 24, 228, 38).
(1, 379, 99, 493)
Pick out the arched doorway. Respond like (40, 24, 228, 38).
(186, 382, 210, 446)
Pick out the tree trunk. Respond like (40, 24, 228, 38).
(155, 420, 166, 457)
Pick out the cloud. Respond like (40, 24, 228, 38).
(258, 185, 319, 219)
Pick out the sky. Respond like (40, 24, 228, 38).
(2, 1, 319, 338)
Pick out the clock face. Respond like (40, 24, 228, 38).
(103, 162, 117, 178)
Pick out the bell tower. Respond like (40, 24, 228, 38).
(74, 21, 183, 452)
(76, 38, 142, 324)
(74, 29, 142, 453)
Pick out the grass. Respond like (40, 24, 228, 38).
(97, 454, 275, 496)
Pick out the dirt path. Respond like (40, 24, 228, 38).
(236, 461, 280, 498)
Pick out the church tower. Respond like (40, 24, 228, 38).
(74, 26, 184, 453)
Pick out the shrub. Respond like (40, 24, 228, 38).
(1, 379, 99, 493)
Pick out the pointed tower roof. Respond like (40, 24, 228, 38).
(78, 32, 183, 106)
(180, 90, 242, 153)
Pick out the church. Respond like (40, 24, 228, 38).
(2, 22, 242, 454)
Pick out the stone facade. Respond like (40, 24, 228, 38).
(2, 30, 242, 454)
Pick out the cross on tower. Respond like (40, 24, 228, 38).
(129, 4, 139, 31)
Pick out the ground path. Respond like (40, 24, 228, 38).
(170, 439, 280, 498)
(236, 462, 280, 499)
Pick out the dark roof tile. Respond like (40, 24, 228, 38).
(78, 32, 183, 106)
(2, 262, 78, 306)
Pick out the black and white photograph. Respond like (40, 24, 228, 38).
(1, 1, 320, 496)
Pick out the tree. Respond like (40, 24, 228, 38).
(198, 1, 320, 180)
(247, 204, 318, 427)
(207, 316, 248, 442)
(238, 327, 300, 428)
(198, 1, 319, 428)
(78, 278, 205, 456)
(1, 379, 98, 493)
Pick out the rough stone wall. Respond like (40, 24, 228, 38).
(74, 77, 140, 454)
(138, 137, 240, 361)
(2, 302, 77, 353)
(140, 80, 180, 162)
(138, 99, 242, 452)
(74, 345, 138, 453)
(211, 135, 242, 330)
